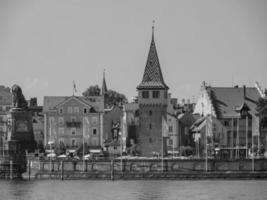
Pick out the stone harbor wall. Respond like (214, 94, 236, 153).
(25, 159, 267, 180)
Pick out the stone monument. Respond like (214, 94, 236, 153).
(6, 84, 36, 175)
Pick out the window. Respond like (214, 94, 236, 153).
(152, 91, 160, 98)
(49, 117, 55, 126)
(83, 108, 87, 114)
(74, 107, 79, 113)
(149, 110, 152, 116)
(224, 121, 229, 126)
(71, 128, 76, 135)
(169, 139, 173, 145)
(92, 117, 98, 125)
(58, 117, 64, 125)
(149, 138, 152, 143)
(93, 128, 97, 135)
(169, 126, 173, 132)
(59, 127, 64, 135)
(142, 91, 149, 99)
(149, 123, 152, 130)
(59, 108, 63, 114)
(68, 107, 73, 114)
(114, 146, 117, 150)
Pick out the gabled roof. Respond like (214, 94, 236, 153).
(43, 95, 104, 112)
(137, 27, 169, 90)
(55, 95, 93, 109)
(207, 87, 261, 118)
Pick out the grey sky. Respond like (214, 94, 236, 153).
(0, 0, 266, 104)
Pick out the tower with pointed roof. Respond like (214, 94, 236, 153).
(137, 24, 169, 156)
(102, 70, 108, 95)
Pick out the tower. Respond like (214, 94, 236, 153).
(137, 24, 169, 156)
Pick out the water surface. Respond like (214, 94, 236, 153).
(0, 180, 267, 200)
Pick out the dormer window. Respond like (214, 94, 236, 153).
(84, 108, 88, 114)
(152, 91, 159, 98)
(142, 91, 149, 99)
(59, 108, 63, 114)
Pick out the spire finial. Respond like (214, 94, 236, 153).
(152, 20, 155, 39)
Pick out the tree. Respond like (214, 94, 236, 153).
(83, 85, 128, 107)
(105, 89, 128, 107)
(82, 85, 101, 96)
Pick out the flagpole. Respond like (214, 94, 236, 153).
(83, 118, 85, 171)
(205, 116, 208, 172)
(161, 116, 164, 172)
(246, 115, 248, 159)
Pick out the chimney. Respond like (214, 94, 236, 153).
(243, 85, 246, 99)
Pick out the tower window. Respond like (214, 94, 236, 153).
(149, 110, 152, 116)
(93, 128, 97, 135)
(149, 123, 152, 130)
(152, 91, 160, 98)
(142, 91, 149, 98)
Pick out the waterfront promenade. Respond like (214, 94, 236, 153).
(19, 158, 267, 180)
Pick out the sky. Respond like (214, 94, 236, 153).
(0, 0, 266, 105)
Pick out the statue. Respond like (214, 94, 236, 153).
(11, 84, 28, 109)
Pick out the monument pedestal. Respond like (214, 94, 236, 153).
(6, 109, 36, 174)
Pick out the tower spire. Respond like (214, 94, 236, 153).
(102, 69, 107, 95)
(152, 20, 155, 40)
(137, 23, 169, 90)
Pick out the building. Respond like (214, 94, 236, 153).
(193, 82, 263, 158)
(28, 98, 44, 147)
(103, 105, 123, 155)
(136, 26, 169, 156)
(123, 103, 139, 154)
(43, 95, 104, 150)
(0, 86, 12, 153)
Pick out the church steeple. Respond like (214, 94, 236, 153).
(137, 23, 169, 90)
(102, 69, 108, 95)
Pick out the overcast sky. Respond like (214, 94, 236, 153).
(0, 0, 266, 104)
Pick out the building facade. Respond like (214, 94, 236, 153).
(193, 82, 263, 158)
(136, 27, 169, 156)
(43, 95, 104, 150)
(0, 86, 12, 153)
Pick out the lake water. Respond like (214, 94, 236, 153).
(0, 180, 267, 200)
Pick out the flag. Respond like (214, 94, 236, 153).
(83, 117, 90, 139)
(162, 116, 169, 137)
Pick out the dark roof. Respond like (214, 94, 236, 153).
(137, 30, 169, 90)
(207, 87, 261, 118)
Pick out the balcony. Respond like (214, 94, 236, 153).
(66, 121, 81, 128)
